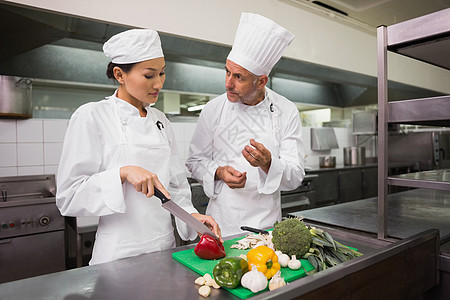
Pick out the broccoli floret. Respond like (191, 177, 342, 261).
(272, 218, 312, 257)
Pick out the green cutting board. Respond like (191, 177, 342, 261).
(172, 235, 315, 299)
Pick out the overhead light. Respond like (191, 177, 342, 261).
(187, 104, 206, 112)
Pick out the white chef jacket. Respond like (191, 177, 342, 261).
(186, 87, 305, 236)
(56, 92, 197, 263)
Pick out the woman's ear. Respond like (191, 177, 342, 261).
(113, 67, 125, 84)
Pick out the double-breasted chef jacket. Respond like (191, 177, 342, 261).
(56, 92, 197, 265)
(186, 87, 305, 237)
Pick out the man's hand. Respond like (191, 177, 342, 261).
(242, 139, 272, 174)
(215, 166, 247, 189)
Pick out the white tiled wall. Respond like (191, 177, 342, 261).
(0, 119, 67, 177)
(0, 119, 355, 178)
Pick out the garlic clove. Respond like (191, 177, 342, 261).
(268, 270, 287, 291)
(211, 279, 221, 289)
(198, 285, 211, 297)
(195, 276, 206, 285)
(203, 273, 213, 281)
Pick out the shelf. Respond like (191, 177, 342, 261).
(377, 7, 450, 240)
(388, 169, 450, 191)
(387, 8, 450, 70)
(388, 95, 450, 126)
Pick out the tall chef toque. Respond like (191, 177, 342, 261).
(103, 29, 164, 64)
(227, 13, 295, 76)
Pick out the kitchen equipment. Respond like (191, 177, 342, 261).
(344, 146, 366, 165)
(353, 110, 377, 135)
(311, 128, 339, 150)
(281, 174, 317, 217)
(188, 178, 208, 214)
(0, 175, 66, 283)
(154, 188, 216, 238)
(319, 155, 336, 168)
(172, 236, 314, 299)
(240, 226, 269, 235)
(0, 75, 33, 118)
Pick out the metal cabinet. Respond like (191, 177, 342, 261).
(309, 166, 379, 206)
(0, 231, 65, 283)
(310, 170, 339, 207)
(362, 166, 378, 199)
(338, 169, 363, 203)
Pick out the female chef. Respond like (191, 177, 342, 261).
(56, 29, 222, 265)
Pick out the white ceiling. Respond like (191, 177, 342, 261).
(298, 0, 450, 27)
(288, 0, 450, 112)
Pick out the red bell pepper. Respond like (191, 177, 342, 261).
(194, 234, 226, 260)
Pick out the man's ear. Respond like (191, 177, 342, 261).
(113, 67, 125, 84)
(258, 75, 269, 88)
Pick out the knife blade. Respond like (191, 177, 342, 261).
(154, 188, 216, 238)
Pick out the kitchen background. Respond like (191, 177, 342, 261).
(0, 0, 449, 281)
(0, 0, 447, 177)
(0, 118, 356, 177)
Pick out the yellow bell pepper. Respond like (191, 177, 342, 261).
(246, 245, 281, 279)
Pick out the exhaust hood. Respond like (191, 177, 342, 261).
(311, 128, 339, 150)
(0, 2, 444, 111)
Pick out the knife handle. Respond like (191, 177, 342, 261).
(154, 188, 170, 203)
(240, 226, 269, 235)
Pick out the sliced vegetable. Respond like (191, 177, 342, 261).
(241, 264, 268, 293)
(247, 245, 281, 279)
(194, 234, 226, 260)
(213, 257, 249, 289)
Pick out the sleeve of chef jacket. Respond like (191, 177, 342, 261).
(257, 100, 305, 194)
(160, 114, 198, 241)
(185, 101, 223, 199)
(56, 105, 125, 216)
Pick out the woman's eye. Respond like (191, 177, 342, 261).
(145, 75, 153, 79)
(159, 72, 165, 76)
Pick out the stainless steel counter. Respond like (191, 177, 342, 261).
(290, 189, 450, 240)
(0, 227, 441, 300)
(304, 163, 378, 173)
(0, 226, 391, 300)
(1, 188, 448, 299)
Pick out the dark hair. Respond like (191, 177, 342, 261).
(106, 62, 136, 80)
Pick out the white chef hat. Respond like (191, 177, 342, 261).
(103, 29, 164, 64)
(227, 13, 295, 76)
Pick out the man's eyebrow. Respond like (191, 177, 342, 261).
(225, 67, 243, 77)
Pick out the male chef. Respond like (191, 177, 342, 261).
(186, 12, 305, 237)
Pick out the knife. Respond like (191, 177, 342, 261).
(240, 226, 269, 235)
(154, 188, 217, 238)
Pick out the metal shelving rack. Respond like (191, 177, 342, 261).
(377, 8, 450, 239)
